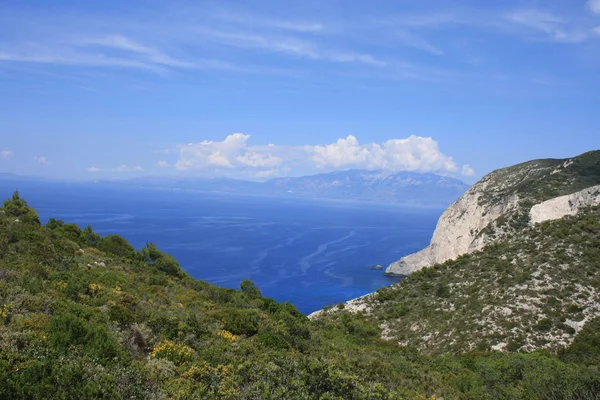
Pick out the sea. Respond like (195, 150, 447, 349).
(0, 180, 442, 314)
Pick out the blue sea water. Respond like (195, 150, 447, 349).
(0, 181, 442, 314)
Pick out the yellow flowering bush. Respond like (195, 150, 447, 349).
(216, 329, 237, 342)
(88, 283, 104, 295)
(182, 362, 238, 399)
(150, 340, 194, 364)
(0, 303, 13, 319)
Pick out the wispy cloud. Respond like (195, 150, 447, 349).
(193, 27, 320, 59)
(393, 30, 445, 55)
(1, 1, 598, 89)
(461, 164, 475, 177)
(0, 33, 236, 74)
(81, 35, 194, 68)
(587, 0, 600, 14)
(212, 11, 324, 33)
(193, 27, 384, 66)
(87, 165, 143, 173)
(378, 6, 599, 44)
(329, 52, 387, 66)
(505, 10, 590, 43)
(34, 156, 50, 165)
(0, 149, 13, 159)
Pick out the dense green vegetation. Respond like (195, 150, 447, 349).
(478, 150, 600, 206)
(1, 192, 600, 399)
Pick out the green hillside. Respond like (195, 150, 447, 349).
(478, 150, 600, 207)
(1, 192, 600, 399)
(318, 205, 600, 356)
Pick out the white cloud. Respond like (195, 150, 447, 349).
(393, 30, 445, 55)
(213, 11, 324, 33)
(157, 160, 171, 168)
(461, 164, 475, 176)
(176, 133, 283, 171)
(33, 156, 50, 165)
(35, 156, 49, 164)
(505, 10, 590, 43)
(82, 35, 194, 68)
(195, 28, 384, 66)
(87, 165, 143, 173)
(174, 133, 466, 178)
(0, 149, 13, 159)
(236, 151, 282, 168)
(587, 0, 600, 14)
(328, 53, 387, 66)
(311, 135, 459, 172)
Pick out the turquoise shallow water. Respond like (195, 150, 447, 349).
(0, 181, 442, 314)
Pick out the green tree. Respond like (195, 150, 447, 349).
(240, 278, 262, 298)
(2, 190, 40, 225)
(98, 234, 135, 258)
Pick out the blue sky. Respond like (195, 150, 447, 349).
(0, 0, 599, 182)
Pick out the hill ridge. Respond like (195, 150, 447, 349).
(386, 149, 600, 276)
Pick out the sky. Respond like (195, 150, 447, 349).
(0, 0, 599, 182)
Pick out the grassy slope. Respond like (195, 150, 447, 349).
(1, 192, 600, 399)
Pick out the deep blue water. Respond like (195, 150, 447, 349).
(0, 181, 441, 314)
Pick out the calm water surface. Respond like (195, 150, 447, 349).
(0, 181, 441, 314)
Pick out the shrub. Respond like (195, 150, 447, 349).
(48, 313, 118, 361)
(240, 278, 262, 298)
(218, 308, 260, 336)
(97, 235, 135, 258)
(535, 318, 553, 332)
(140, 243, 184, 278)
(150, 339, 194, 365)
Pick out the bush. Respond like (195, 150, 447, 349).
(48, 313, 118, 361)
(140, 243, 184, 278)
(218, 308, 260, 336)
(98, 234, 136, 258)
(535, 318, 553, 332)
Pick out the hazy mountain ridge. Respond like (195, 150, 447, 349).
(265, 170, 467, 206)
(0, 170, 468, 207)
(114, 170, 469, 207)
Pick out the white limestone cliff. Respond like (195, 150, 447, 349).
(530, 185, 600, 224)
(385, 169, 600, 276)
(385, 176, 520, 276)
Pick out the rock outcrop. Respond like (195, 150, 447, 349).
(530, 185, 600, 224)
(385, 151, 600, 276)
(385, 183, 520, 276)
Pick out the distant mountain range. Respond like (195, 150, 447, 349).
(263, 170, 468, 206)
(0, 170, 469, 207)
(107, 170, 469, 207)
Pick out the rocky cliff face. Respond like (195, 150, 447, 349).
(385, 151, 600, 276)
(530, 185, 600, 224)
